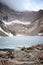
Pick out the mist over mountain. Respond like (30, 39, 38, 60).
(0, 0, 43, 11)
(0, 3, 43, 36)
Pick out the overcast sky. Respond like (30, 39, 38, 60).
(0, 0, 43, 11)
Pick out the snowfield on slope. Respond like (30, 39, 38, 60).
(0, 27, 13, 37)
(3, 20, 31, 25)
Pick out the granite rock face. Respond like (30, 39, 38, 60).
(0, 3, 43, 36)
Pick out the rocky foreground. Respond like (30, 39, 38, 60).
(0, 44, 43, 65)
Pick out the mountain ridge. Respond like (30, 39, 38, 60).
(0, 3, 43, 36)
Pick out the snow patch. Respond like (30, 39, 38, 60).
(16, 34, 24, 36)
(3, 20, 31, 25)
(38, 33, 43, 36)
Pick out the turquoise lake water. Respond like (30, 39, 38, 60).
(0, 36, 43, 49)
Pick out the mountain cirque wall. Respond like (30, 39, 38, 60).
(0, 3, 43, 36)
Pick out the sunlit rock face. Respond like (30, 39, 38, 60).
(0, 3, 43, 36)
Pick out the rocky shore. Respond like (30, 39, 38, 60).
(0, 44, 43, 65)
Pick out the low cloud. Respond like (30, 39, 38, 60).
(0, 0, 43, 11)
